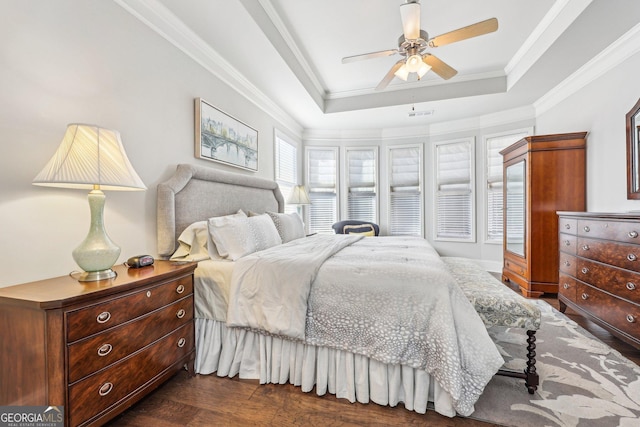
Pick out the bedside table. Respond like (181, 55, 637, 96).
(0, 260, 197, 427)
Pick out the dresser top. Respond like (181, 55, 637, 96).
(0, 260, 197, 310)
(558, 211, 640, 220)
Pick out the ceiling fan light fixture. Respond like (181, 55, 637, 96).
(405, 54, 423, 73)
(394, 64, 410, 81)
(417, 61, 431, 78)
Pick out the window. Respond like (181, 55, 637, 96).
(388, 145, 422, 236)
(434, 138, 474, 241)
(484, 129, 532, 243)
(306, 147, 338, 234)
(275, 131, 298, 214)
(346, 148, 378, 223)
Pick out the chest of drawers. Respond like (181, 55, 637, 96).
(0, 260, 197, 426)
(558, 212, 640, 349)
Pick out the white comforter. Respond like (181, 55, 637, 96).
(226, 235, 504, 416)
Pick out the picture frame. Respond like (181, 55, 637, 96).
(195, 98, 258, 172)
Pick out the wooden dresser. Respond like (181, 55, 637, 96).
(501, 132, 587, 297)
(0, 260, 197, 426)
(558, 212, 640, 349)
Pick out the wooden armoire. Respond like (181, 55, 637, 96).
(501, 132, 587, 297)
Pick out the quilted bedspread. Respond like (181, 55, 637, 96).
(226, 235, 504, 416)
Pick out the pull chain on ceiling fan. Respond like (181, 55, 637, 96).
(342, 0, 498, 91)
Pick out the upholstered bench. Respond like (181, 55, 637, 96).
(442, 257, 541, 394)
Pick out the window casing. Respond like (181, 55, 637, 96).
(306, 147, 338, 234)
(275, 131, 298, 215)
(484, 129, 532, 243)
(388, 145, 423, 236)
(346, 147, 378, 223)
(434, 138, 475, 242)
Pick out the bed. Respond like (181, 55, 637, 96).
(157, 163, 540, 418)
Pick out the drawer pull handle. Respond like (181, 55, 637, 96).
(176, 309, 186, 319)
(97, 343, 113, 357)
(583, 226, 590, 232)
(627, 314, 636, 323)
(96, 312, 111, 324)
(564, 240, 571, 246)
(581, 267, 590, 274)
(581, 293, 589, 300)
(146, 291, 152, 298)
(563, 283, 570, 289)
(177, 337, 186, 348)
(564, 260, 571, 267)
(582, 245, 590, 251)
(565, 223, 571, 230)
(99, 382, 113, 397)
(629, 231, 639, 238)
(627, 282, 637, 291)
(176, 284, 185, 294)
(628, 254, 638, 262)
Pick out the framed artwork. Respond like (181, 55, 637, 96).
(195, 98, 258, 171)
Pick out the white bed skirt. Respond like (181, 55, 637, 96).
(195, 318, 460, 418)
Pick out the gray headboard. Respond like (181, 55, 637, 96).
(157, 164, 285, 258)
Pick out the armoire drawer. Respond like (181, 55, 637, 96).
(68, 296, 193, 383)
(67, 276, 193, 342)
(504, 258, 527, 278)
(68, 322, 194, 426)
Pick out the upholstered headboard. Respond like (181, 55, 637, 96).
(157, 164, 285, 258)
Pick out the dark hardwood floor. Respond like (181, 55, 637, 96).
(107, 290, 640, 427)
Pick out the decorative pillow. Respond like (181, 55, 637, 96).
(247, 214, 282, 251)
(170, 221, 210, 262)
(208, 215, 255, 261)
(206, 210, 247, 259)
(343, 224, 376, 236)
(266, 212, 305, 243)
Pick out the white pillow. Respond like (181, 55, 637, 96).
(247, 214, 282, 251)
(170, 221, 210, 262)
(208, 214, 255, 261)
(206, 210, 247, 259)
(266, 212, 305, 243)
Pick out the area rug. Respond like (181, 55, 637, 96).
(469, 300, 640, 427)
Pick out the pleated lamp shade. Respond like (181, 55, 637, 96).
(287, 185, 311, 205)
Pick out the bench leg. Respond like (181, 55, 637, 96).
(496, 329, 539, 394)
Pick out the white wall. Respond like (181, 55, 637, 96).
(0, 1, 300, 287)
(536, 51, 640, 213)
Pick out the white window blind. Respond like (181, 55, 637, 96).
(389, 146, 422, 236)
(307, 148, 338, 234)
(275, 134, 298, 214)
(435, 139, 474, 241)
(346, 148, 377, 223)
(485, 130, 530, 242)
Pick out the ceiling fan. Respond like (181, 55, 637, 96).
(342, 0, 498, 91)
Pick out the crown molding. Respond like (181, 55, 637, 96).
(534, 22, 640, 116)
(114, 0, 303, 138)
(303, 105, 535, 142)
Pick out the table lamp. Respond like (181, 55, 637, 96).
(33, 124, 146, 281)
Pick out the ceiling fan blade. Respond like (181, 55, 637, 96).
(342, 49, 398, 64)
(400, 1, 421, 40)
(375, 61, 404, 91)
(422, 54, 457, 80)
(428, 18, 498, 48)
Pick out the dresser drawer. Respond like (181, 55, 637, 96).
(575, 258, 640, 303)
(559, 217, 578, 235)
(559, 233, 577, 254)
(574, 282, 606, 318)
(67, 276, 192, 342)
(577, 237, 640, 272)
(577, 219, 640, 244)
(68, 321, 194, 426)
(68, 296, 193, 383)
(504, 258, 527, 278)
(559, 253, 576, 276)
(558, 273, 577, 302)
